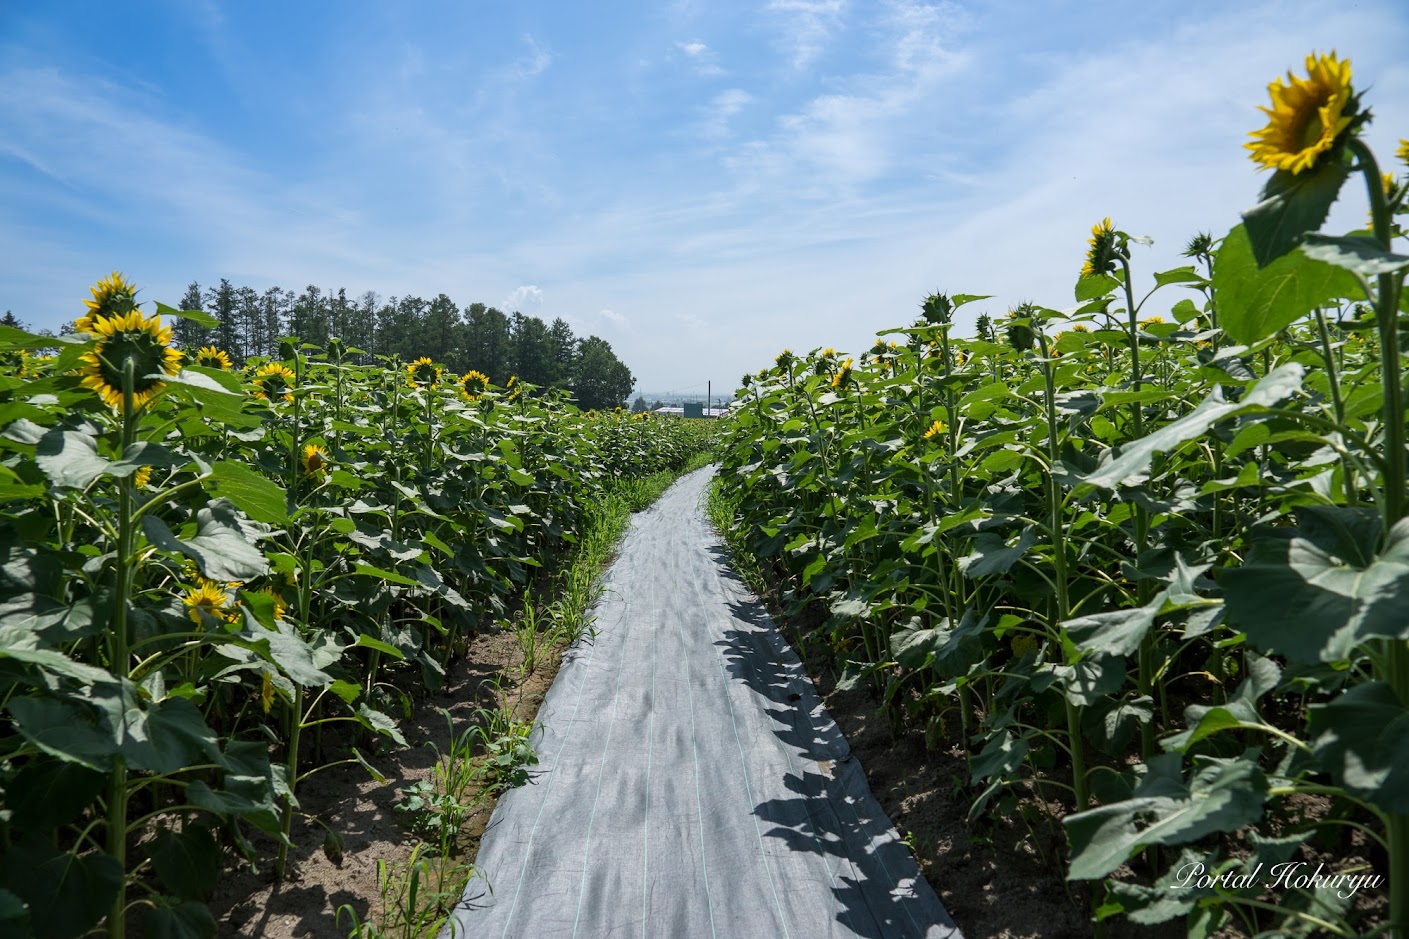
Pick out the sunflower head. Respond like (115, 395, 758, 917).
(302, 443, 329, 478)
(78, 309, 183, 412)
(406, 356, 441, 388)
(921, 292, 952, 325)
(775, 348, 794, 368)
(1397, 139, 1409, 166)
(78, 272, 139, 333)
(459, 369, 490, 402)
(194, 345, 233, 370)
(1005, 306, 1036, 351)
(831, 357, 854, 389)
(922, 419, 947, 440)
(1080, 217, 1125, 279)
(251, 362, 296, 403)
(1071, 323, 1090, 333)
(1010, 633, 1040, 659)
(1182, 232, 1215, 262)
(1246, 51, 1359, 175)
(184, 580, 231, 625)
(249, 586, 289, 622)
(134, 465, 153, 489)
(1140, 315, 1165, 328)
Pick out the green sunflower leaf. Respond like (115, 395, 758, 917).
(1307, 680, 1409, 813)
(1075, 273, 1121, 302)
(1241, 160, 1350, 268)
(8, 695, 118, 771)
(1299, 233, 1409, 277)
(34, 428, 109, 489)
(145, 900, 218, 939)
(4, 758, 107, 833)
(1064, 751, 1267, 881)
(0, 835, 122, 939)
(155, 301, 219, 329)
(1221, 512, 1409, 664)
(1082, 364, 1303, 489)
(1213, 224, 1359, 343)
(141, 499, 270, 583)
(207, 460, 288, 524)
(150, 826, 221, 900)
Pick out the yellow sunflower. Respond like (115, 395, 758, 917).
(252, 586, 289, 621)
(183, 580, 231, 625)
(194, 345, 233, 370)
(77, 271, 139, 333)
(406, 356, 441, 388)
(1, 349, 28, 374)
(1140, 315, 1165, 327)
(1080, 217, 1119, 278)
(79, 310, 183, 412)
(923, 419, 947, 440)
(775, 348, 794, 367)
(1398, 139, 1409, 165)
(459, 369, 490, 402)
(251, 362, 296, 403)
(134, 465, 153, 489)
(1246, 52, 1355, 175)
(302, 443, 328, 478)
(831, 357, 854, 389)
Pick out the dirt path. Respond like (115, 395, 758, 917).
(443, 466, 961, 938)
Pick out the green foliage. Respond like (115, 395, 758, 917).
(0, 325, 711, 937)
(714, 126, 1409, 935)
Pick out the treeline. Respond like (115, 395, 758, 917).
(98, 281, 634, 410)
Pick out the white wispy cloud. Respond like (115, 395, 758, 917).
(725, 0, 970, 193)
(505, 285, 544, 312)
(765, 0, 846, 70)
(676, 39, 726, 77)
(696, 88, 753, 139)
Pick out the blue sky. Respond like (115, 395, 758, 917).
(3, 1, 1407, 396)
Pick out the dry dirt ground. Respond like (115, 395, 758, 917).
(206, 628, 555, 938)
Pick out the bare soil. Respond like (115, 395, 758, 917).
(205, 627, 563, 938)
(785, 624, 1136, 939)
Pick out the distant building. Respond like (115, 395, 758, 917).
(651, 406, 727, 418)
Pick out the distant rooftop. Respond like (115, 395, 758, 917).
(651, 406, 728, 418)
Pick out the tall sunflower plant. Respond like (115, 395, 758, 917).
(0, 279, 332, 938)
(1059, 52, 1409, 937)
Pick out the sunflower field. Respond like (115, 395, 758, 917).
(716, 54, 1409, 936)
(0, 285, 708, 938)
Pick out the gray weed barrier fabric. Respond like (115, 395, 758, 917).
(443, 466, 962, 939)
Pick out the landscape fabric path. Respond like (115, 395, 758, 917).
(443, 466, 962, 938)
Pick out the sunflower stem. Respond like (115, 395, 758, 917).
(1120, 257, 1159, 761)
(106, 359, 139, 939)
(1343, 134, 1409, 939)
